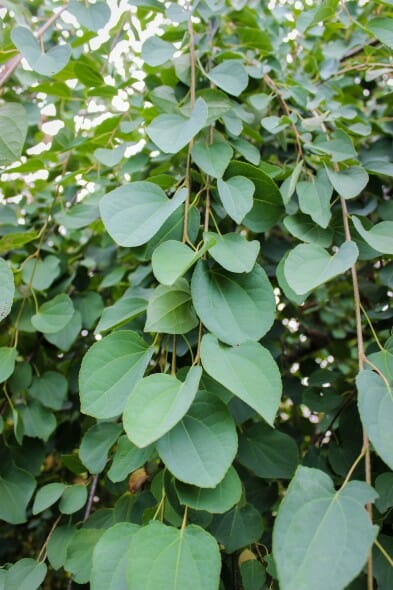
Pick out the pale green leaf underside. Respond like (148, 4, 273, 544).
(146, 98, 208, 153)
(0, 258, 14, 322)
(357, 370, 393, 470)
(31, 294, 74, 334)
(145, 277, 198, 334)
(352, 217, 393, 255)
(204, 232, 260, 273)
(284, 241, 359, 294)
(200, 334, 281, 425)
(100, 183, 186, 247)
(273, 466, 378, 590)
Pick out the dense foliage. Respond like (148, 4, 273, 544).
(0, 0, 392, 588)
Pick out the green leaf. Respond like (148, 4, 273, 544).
(19, 401, 56, 441)
(276, 254, 309, 305)
(59, 484, 88, 515)
(175, 466, 242, 513)
(146, 98, 208, 154)
(95, 145, 125, 166)
(238, 423, 299, 478)
(240, 559, 266, 590)
(309, 130, 357, 162)
(297, 169, 332, 228)
(127, 522, 221, 590)
(210, 504, 264, 553)
(29, 371, 67, 411)
(108, 436, 154, 482)
(0, 461, 36, 524)
(217, 176, 255, 223)
(206, 60, 249, 97)
(79, 330, 153, 419)
(375, 472, 393, 513)
(141, 36, 175, 66)
(157, 392, 237, 487)
(200, 334, 281, 425)
(65, 528, 104, 584)
(226, 162, 283, 232)
(5, 558, 46, 590)
(191, 261, 275, 345)
(368, 17, 393, 50)
(31, 294, 74, 333)
(0, 347, 17, 383)
(152, 241, 198, 286)
(204, 232, 260, 273)
(284, 241, 359, 294)
(21, 255, 60, 291)
(32, 482, 66, 514)
(273, 466, 378, 590)
(352, 217, 393, 255)
(100, 183, 186, 247)
(95, 288, 148, 334)
(283, 214, 333, 247)
(123, 366, 202, 447)
(44, 310, 82, 352)
(325, 166, 369, 199)
(0, 259, 14, 323)
(0, 229, 39, 255)
(47, 526, 75, 570)
(11, 26, 71, 76)
(191, 139, 233, 178)
(79, 422, 121, 473)
(0, 103, 28, 166)
(231, 137, 260, 165)
(357, 370, 393, 470)
(145, 278, 199, 334)
(91, 523, 140, 590)
(280, 160, 303, 205)
(68, 0, 111, 32)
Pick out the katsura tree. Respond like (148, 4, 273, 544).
(0, 0, 392, 589)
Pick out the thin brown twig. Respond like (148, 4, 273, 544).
(263, 74, 303, 161)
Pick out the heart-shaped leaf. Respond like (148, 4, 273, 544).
(68, 0, 111, 32)
(200, 334, 281, 425)
(352, 217, 393, 254)
(79, 330, 153, 419)
(191, 261, 275, 345)
(145, 278, 198, 334)
(357, 370, 393, 470)
(31, 294, 74, 334)
(284, 241, 359, 294)
(100, 183, 186, 247)
(204, 232, 260, 273)
(123, 366, 202, 447)
(147, 98, 208, 154)
(141, 36, 175, 66)
(191, 140, 233, 178)
(206, 60, 249, 97)
(12, 27, 71, 76)
(325, 166, 369, 199)
(127, 522, 221, 590)
(217, 176, 255, 223)
(273, 466, 378, 590)
(157, 392, 238, 487)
